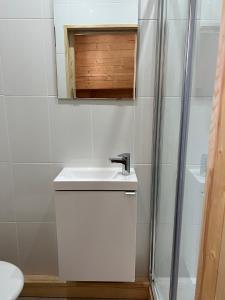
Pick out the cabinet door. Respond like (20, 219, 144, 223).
(55, 191, 137, 282)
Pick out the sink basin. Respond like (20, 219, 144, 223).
(54, 167, 138, 191)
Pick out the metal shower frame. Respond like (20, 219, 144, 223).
(149, 0, 198, 299)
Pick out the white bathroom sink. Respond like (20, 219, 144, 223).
(54, 167, 138, 191)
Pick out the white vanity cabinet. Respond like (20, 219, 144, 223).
(54, 168, 138, 282)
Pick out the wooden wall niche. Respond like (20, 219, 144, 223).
(65, 25, 138, 100)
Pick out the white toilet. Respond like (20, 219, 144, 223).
(0, 261, 24, 300)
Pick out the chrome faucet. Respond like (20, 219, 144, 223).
(109, 153, 130, 175)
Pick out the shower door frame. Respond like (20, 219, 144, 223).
(150, 0, 198, 299)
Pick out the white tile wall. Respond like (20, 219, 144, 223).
(17, 222, 58, 275)
(154, 222, 173, 277)
(50, 98, 92, 163)
(0, 57, 4, 94)
(43, 0, 54, 19)
(167, 0, 190, 19)
(186, 97, 212, 164)
(0, 96, 9, 161)
(167, 0, 222, 20)
(136, 223, 150, 277)
(0, 163, 14, 221)
(6, 97, 51, 163)
(137, 20, 157, 97)
(0, 0, 156, 277)
(134, 98, 154, 164)
(139, 0, 158, 19)
(0, 20, 48, 96)
(92, 102, 134, 160)
(192, 21, 219, 97)
(157, 164, 177, 224)
(13, 164, 55, 222)
(135, 164, 152, 224)
(160, 98, 181, 164)
(55, 54, 67, 97)
(182, 223, 201, 276)
(44, 19, 57, 96)
(199, 0, 222, 21)
(0, 0, 50, 19)
(163, 20, 187, 97)
(0, 223, 18, 265)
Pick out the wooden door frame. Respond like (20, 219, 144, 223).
(195, 0, 225, 299)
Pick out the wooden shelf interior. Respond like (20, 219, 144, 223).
(73, 31, 137, 99)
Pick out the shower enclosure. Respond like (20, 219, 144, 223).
(150, 0, 222, 299)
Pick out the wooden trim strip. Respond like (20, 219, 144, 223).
(65, 24, 138, 31)
(21, 276, 150, 299)
(195, 0, 225, 299)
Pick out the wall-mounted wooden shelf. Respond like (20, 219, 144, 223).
(64, 25, 138, 100)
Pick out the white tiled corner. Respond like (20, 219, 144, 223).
(186, 97, 212, 164)
(0, 20, 48, 96)
(13, 164, 55, 222)
(163, 20, 187, 97)
(0, 163, 14, 221)
(160, 98, 181, 164)
(137, 20, 157, 97)
(43, 20, 57, 96)
(135, 223, 150, 277)
(135, 164, 152, 224)
(139, 0, 158, 20)
(6, 97, 51, 163)
(0, 96, 9, 162)
(49, 98, 92, 163)
(134, 97, 154, 164)
(17, 222, 58, 275)
(0, 223, 18, 265)
(92, 102, 135, 160)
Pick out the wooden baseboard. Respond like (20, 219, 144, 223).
(21, 275, 151, 299)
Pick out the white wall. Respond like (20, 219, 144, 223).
(0, 0, 157, 277)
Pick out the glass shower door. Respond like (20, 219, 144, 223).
(152, 0, 222, 300)
(177, 0, 222, 299)
(152, 0, 189, 299)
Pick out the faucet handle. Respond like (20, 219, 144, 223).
(109, 153, 131, 175)
(118, 153, 130, 159)
(119, 153, 130, 175)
